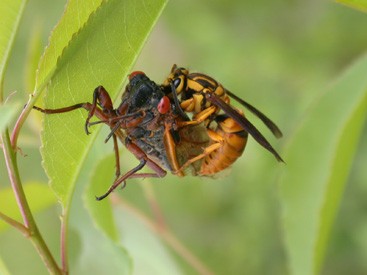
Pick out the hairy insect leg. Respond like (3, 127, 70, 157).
(95, 140, 167, 200)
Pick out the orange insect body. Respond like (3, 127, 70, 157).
(162, 64, 283, 176)
(200, 116, 248, 175)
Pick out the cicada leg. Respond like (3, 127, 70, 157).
(33, 85, 114, 135)
(95, 139, 167, 200)
(112, 134, 121, 179)
(162, 122, 185, 177)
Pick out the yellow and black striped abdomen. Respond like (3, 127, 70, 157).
(200, 116, 248, 175)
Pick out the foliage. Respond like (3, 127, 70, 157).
(1, 0, 367, 274)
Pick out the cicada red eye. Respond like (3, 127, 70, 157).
(129, 71, 145, 80)
(157, 96, 170, 114)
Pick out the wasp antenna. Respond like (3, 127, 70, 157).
(226, 90, 283, 138)
(169, 82, 190, 120)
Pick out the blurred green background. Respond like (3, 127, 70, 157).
(1, 0, 367, 274)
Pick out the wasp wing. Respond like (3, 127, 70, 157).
(205, 93, 284, 163)
(226, 90, 283, 138)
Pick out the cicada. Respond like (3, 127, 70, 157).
(34, 71, 209, 199)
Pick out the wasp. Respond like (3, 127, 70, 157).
(162, 64, 284, 175)
(34, 71, 209, 200)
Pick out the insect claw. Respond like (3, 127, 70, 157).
(84, 123, 91, 135)
(104, 132, 113, 143)
(95, 195, 104, 201)
(95, 195, 101, 201)
(95, 192, 109, 201)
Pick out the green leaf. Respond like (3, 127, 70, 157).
(35, 0, 104, 91)
(69, 159, 132, 274)
(336, 0, 367, 13)
(0, 103, 20, 134)
(0, 0, 27, 96)
(40, 0, 167, 206)
(82, 154, 133, 273)
(279, 54, 367, 275)
(115, 206, 182, 275)
(24, 26, 43, 92)
(0, 257, 10, 275)
(71, 225, 132, 274)
(0, 182, 57, 232)
(84, 154, 118, 241)
(84, 153, 182, 273)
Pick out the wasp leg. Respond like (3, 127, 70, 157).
(177, 129, 223, 174)
(177, 105, 217, 127)
(179, 98, 195, 112)
(95, 139, 166, 200)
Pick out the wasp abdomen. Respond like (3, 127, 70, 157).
(200, 117, 248, 175)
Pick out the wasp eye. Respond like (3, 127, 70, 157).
(157, 96, 170, 114)
(173, 78, 181, 88)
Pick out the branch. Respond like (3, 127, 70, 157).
(0, 211, 29, 236)
(1, 129, 62, 274)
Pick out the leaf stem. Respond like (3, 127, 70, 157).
(2, 129, 31, 227)
(11, 66, 51, 149)
(11, 91, 38, 149)
(0, 211, 29, 236)
(60, 208, 69, 274)
(1, 129, 62, 274)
